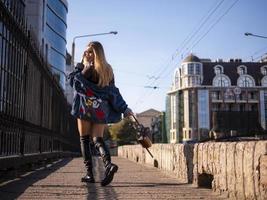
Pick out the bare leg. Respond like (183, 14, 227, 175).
(77, 118, 92, 136)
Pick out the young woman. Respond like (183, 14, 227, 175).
(69, 41, 133, 186)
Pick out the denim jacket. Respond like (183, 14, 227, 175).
(68, 64, 128, 124)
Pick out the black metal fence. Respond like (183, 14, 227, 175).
(0, 0, 80, 169)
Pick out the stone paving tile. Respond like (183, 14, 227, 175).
(0, 157, 227, 200)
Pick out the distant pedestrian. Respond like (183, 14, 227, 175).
(68, 41, 133, 186)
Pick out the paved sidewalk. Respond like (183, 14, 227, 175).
(0, 157, 226, 200)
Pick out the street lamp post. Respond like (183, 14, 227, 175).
(244, 32, 267, 39)
(71, 31, 118, 67)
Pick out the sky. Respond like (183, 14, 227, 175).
(66, 0, 267, 113)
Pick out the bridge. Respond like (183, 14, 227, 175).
(0, 156, 226, 199)
(0, 1, 267, 199)
(119, 142, 267, 200)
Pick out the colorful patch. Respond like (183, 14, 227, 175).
(79, 107, 84, 113)
(86, 88, 94, 97)
(95, 109, 105, 119)
(85, 98, 93, 107)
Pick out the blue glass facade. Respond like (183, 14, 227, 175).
(45, 0, 67, 89)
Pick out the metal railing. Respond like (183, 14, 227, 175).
(0, 0, 80, 169)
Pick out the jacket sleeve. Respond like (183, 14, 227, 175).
(109, 85, 128, 113)
(67, 63, 84, 88)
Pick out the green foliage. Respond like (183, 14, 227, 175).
(103, 126, 112, 141)
(109, 118, 137, 145)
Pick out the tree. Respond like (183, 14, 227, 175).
(109, 118, 137, 145)
(103, 125, 112, 141)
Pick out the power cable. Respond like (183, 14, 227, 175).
(133, 0, 239, 110)
(145, 0, 226, 86)
(253, 53, 267, 62)
(188, 0, 240, 51)
(159, 0, 240, 81)
(244, 45, 267, 61)
(176, 0, 225, 58)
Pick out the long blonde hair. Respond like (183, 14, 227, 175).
(83, 41, 114, 87)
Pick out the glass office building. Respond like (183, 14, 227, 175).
(25, 0, 68, 89)
(45, 0, 68, 89)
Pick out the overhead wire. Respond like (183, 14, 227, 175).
(133, 0, 226, 110)
(176, 0, 225, 59)
(243, 45, 267, 61)
(133, 0, 240, 111)
(159, 0, 240, 81)
(146, 0, 227, 84)
(253, 53, 267, 62)
(188, 0, 240, 51)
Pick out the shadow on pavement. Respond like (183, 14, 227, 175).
(0, 158, 72, 200)
(109, 182, 188, 188)
(85, 157, 118, 200)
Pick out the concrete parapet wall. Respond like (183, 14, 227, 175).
(118, 144, 194, 183)
(118, 141, 267, 199)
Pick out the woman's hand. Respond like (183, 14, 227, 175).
(81, 63, 91, 78)
(123, 107, 134, 118)
(81, 49, 94, 78)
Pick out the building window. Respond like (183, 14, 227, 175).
(181, 64, 185, 75)
(171, 95, 177, 129)
(237, 65, 247, 75)
(187, 76, 200, 87)
(188, 130, 191, 138)
(212, 103, 220, 111)
(182, 77, 189, 88)
(264, 92, 267, 127)
(47, 0, 67, 23)
(188, 63, 194, 74)
(174, 69, 179, 89)
(198, 90, 209, 129)
(248, 104, 257, 111)
(261, 66, 267, 76)
(42, 0, 45, 31)
(224, 89, 235, 100)
(239, 91, 247, 100)
(214, 65, 223, 75)
(212, 74, 231, 87)
(188, 90, 195, 128)
(248, 92, 257, 100)
(192, 77, 196, 85)
(237, 75, 255, 87)
(261, 76, 267, 86)
(183, 130, 186, 139)
(195, 63, 201, 74)
(211, 91, 221, 100)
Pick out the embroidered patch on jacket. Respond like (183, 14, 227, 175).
(80, 107, 84, 113)
(95, 109, 105, 119)
(86, 88, 94, 97)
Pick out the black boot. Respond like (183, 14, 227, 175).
(80, 135, 95, 183)
(93, 137, 118, 186)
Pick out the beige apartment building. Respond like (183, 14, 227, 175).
(166, 54, 267, 143)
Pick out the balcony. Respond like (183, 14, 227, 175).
(248, 98, 258, 103)
(211, 98, 223, 103)
(211, 92, 223, 102)
(224, 95, 235, 103)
